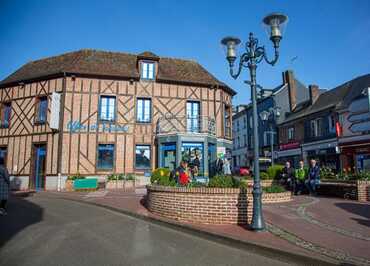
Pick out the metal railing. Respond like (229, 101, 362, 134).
(156, 115, 216, 136)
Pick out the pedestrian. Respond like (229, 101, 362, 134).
(191, 153, 201, 179)
(294, 160, 306, 195)
(170, 160, 190, 186)
(305, 159, 320, 196)
(215, 157, 224, 175)
(280, 161, 295, 192)
(223, 158, 231, 175)
(0, 158, 10, 215)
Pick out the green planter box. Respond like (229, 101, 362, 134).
(73, 178, 98, 190)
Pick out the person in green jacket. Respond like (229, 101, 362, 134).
(294, 160, 307, 195)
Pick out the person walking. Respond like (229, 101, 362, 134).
(223, 158, 231, 175)
(305, 159, 320, 196)
(0, 159, 10, 215)
(295, 160, 306, 195)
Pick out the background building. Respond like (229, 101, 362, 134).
(0, 49, 235, 190)
(278, 74, 370, 171)
(232, 70, 310, 169)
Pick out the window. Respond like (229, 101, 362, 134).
(137, 98, 151, 123)
(35, 97, 48, 124)
(237, 136, 240, 148)
(135, 145, 151, 169)
(141, 62, 155, 80)
(97, 144, 114, 170)
(236, 120, 240, 131)
(328, 115, 336, 133)
(243, 117, 247, 129)
(0, 102, 11, 128)
(310, 118, 323, 137)
(288, 127, 295, 140)
(244, 134, 247, 147)
(0, 147, 7, 167)
(310, 120, 317, 137)
(224, 105, 232, 138)
(99, 96, 116, 121)
(187, 101, 200, 132)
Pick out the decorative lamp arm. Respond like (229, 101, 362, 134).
(263, 46, 279, 66)
(229, 53, 250, 79)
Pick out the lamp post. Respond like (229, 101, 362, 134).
(260, 107, 281, 167)
(221, 13, 288, 231)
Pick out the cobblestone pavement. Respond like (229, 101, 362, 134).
(264, 196, 370, 266)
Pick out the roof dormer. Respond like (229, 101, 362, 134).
(137, 51, 159, 81)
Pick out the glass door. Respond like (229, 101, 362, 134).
(32, 145, 46, 190)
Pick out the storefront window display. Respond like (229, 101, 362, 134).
(181, 142, 203, 177)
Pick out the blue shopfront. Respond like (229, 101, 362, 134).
(157, 134, 228, 182)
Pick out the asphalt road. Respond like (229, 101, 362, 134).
(0, 195, 294, 266)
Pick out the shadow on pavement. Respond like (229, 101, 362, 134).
(335, 202, 370, 227)
(0, 195, 44, 248)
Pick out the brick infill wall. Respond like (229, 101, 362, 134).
(146, 185, 291, 225)
(357, 180, 370, 202)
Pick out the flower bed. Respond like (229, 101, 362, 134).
(146, 185, 291, 225)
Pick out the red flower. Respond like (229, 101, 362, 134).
(179, 172, 189, 185)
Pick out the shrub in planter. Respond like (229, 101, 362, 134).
(263, 185, 286, 193)
(208, 174, 235, 188)
(151, 168, 176, 186)
(125, 173, 135, 181)
(266, 165, 284, 180)
(67, 174, 85, 181)
(260, 172, 270, 180)
(320, 166, 336, 180)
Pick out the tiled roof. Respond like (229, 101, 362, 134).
(281, 73, 370, 124)
(0, 49, 235, 95)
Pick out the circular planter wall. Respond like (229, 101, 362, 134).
(146, 185, 291, 225)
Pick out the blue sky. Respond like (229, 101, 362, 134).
(0, 0, 369, 105)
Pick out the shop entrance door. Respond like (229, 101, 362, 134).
(31, 144, 46, 190)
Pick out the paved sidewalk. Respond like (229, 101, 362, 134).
(39, 189, 370, 265)
(264, 196, 370, 265)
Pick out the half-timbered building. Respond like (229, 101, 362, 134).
(0, 49, 235, 190)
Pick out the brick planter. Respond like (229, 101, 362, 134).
(357, 180, 370, 202)
(262, 191, 292, 203)
(146, 185, 292, 225)
(106, 180, 125, 189)
(106, 180, 136, 191)
(245, 179, 274, 187)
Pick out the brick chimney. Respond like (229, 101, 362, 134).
(283, 70, 297, 111)
(309, 84, 320, 104)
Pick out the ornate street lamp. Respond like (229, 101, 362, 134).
(221, 13, 288, 231)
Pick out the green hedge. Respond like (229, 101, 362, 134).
(208, 174, 235, 188)
(266, 164, 284, 180)
(263, 185, 286, 193)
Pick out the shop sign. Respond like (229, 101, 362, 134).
(67, 121, 129, 133)
(217, 146, 226, 159)
(279, 142, 300, 151)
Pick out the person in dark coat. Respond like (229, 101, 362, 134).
(305, 159, 320, 196)
(0, 158, 10, 215)
(215, 157, 224, 175)
(280, 161, 295, 192)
